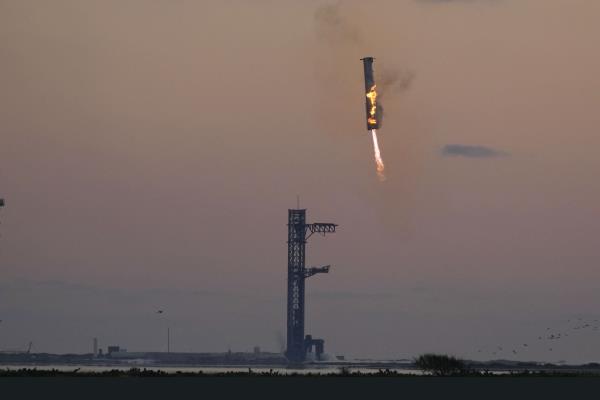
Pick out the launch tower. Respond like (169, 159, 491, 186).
(286, 208, 337, 363)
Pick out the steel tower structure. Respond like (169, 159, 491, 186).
(286, 208, 337, 363)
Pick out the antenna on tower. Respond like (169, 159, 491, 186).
(296, 195, 300, 209)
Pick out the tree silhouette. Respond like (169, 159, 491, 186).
(414, 353, 467, 376)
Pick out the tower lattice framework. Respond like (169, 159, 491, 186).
(286, 208, 336, 363)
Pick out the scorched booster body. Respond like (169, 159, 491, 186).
(361, 57, 380, 130)
(361, 57, 385, 180)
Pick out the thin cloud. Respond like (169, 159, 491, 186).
(441, 144, 508, 158)
(416, 0, 499, 4)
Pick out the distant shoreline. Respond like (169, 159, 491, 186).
(3, 351, 600, 376)
(3, 366, 600, 378)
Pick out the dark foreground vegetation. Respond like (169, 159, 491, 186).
(2, 367, 600, 378)
(2, 353, 600, 378)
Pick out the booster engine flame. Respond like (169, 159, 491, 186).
(370, 129, 385, 181)
(366, 85, 378, 126)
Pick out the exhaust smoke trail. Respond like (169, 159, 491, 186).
(371, 129, 385, 181)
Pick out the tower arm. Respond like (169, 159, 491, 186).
(305, 223, 337, 239)
(304, 265, 330, 279)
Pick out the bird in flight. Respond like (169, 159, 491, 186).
(156, 310, 164, 314)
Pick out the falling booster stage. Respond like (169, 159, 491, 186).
(286, 208, 337, 363)
(361, 56, 380, 130)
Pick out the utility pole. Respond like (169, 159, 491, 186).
(156, 310, 170, 353)
(0, 198, 4, 239)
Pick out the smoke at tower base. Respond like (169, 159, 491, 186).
(362, 57, 386, 180)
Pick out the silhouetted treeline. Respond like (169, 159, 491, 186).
(3, 367, 600, 378)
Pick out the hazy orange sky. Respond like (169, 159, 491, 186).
(1, 0, 600, 362)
